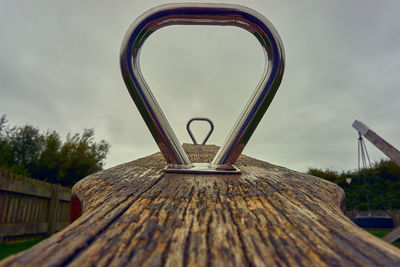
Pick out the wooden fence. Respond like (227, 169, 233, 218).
(0, 169, 71, 242)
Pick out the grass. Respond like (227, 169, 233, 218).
(367, 230, 400, 248)
(0, 237, 46, 261)
(367, 229, 391, 238)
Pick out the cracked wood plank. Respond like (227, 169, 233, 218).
(1, 144, 400, 267)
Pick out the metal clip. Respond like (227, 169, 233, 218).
(187, 118, 214, 145)
(120, 3, 285, 174)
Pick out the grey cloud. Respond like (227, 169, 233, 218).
(1, 0, 399, 172)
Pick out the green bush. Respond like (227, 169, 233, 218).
(0, 114, 110, 187)
(307, 160, 400, 210)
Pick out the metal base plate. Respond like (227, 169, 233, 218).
(164, 163, 241, 174)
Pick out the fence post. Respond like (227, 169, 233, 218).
(47, 184, 60, 235)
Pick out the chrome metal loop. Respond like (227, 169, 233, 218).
(120, 3, 285, 171)
(186, 118, 214, 145)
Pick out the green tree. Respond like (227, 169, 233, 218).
(8, 125, 44, 170)
(0, 114, 110, 187)
(32, 131, 62, 184)
(307, 168, 340, 183)
(0, 115, 12, 169)
(307, 160, 400, 210)
(56, 128, 109, 186)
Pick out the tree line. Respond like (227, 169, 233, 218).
(0, 114, 110, 187)
(308, 160, 400, 210)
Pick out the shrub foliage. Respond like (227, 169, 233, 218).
(0, 114, 110, 187)
(308, 160, 400, 210)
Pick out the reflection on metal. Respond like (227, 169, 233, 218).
(120, 3, 285, 173)
(165, 162, 241, 175)
(186, 118, 214, 145)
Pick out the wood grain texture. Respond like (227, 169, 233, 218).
(2, 144, 400, 267)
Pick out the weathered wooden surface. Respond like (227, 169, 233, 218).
(2, 144, 400, 266)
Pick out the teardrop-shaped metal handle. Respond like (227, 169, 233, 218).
(187, 118, 214, 145)
(120, 3, 285, 172)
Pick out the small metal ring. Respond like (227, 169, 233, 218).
(186, 118, 214, 145)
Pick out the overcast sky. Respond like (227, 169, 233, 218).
(1, 0, 399, 173)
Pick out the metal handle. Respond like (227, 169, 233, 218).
(187, 118, 214, 145)
(120, 3, 285, 168)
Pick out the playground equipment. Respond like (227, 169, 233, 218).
(352, 120, 400, 167)
(352, 131, 394, 228)
(353, 120, 400, 240)
(2, 5, 399, 266)
(120, 3, 284, 174)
